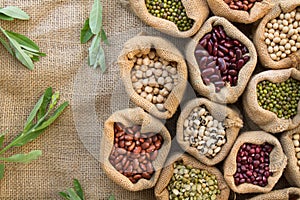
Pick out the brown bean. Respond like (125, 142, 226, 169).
(121, 156, 127, 166)
(133, 146, 142, 154)
(202, 68, 215, 77)
(139, 138, 145, 143)
(116, 148, 127, 155)
(124, 134, 133, 141)
(124, 161, 131, 171)
(133, 174, 142, 180)
(146, 144, 156, 153)
(125, 141, 132, 146)
(150, 150, 159, 161)
(134, 131, 140, 140)
(142, 172, 151, 179)
(227, 75, 233, 85)
(233, 40, 241, 47)
(116, 131, 125, 138)
(229, 4, 239, 9)
(115, 163, 123, 170)
(135, 140, 140, 146)
(228, 70, 237, 76)
(133, 159, 139, 170)
(132, 125, 140, 132)
(154, 140, 162, 149)
(118, 140, 125, 148)
(224, 0, 232, 3)
(209, 74, 220, 82)
(139, 155, 146, 162)
(146, 153, 151, 160)
(146, 162, 154, 173)
(140, 163, 147, 171)
(141, 142, 150, 150)
(129, 177, 137, 183)
(128, 142, 136, 151)
(119, 135, 124, 141)
(125, 128, 134, 135)
(203, 78, 211, 85)
(115, 122, 124, 131)
(233, 76, 238, 86)
(152, 135, 158, 142)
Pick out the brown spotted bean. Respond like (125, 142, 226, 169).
(109, 122, 164, 183)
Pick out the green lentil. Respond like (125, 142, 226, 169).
(167, 161, 221, 200)
(145, 0, 194, 31)
(257, 78, 300, 119)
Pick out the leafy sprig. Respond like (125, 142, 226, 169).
(0, 6, 45, 70)
(81, 0, 109, 72)
(59, 179, 115, 200)
(0, 87, 69, 179)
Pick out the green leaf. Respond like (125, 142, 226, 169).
(67, 188, 82, 200)
(12, 129, 46, 147)
(0, 13, 14, 21)
(0, 150, 42, 163)
(81, 19, 93, 44)
(109, 195, 115, 200)
(101, 28, 109, 46)
(0, 164, 5, 180)
(31, 55, 40, 62)
(88, 33, 101, 66)
(59, 192, 71, 200)
(5, 30, 39, 51)
(0, 6, 30, 20)
(9, 38, 34, 70)
(34, 102, 69, 132)
(0, 132, 6, 149)
(94, 45, 106, 72)
(49, 92, 60, 110)
(89, 0, 103, 34)
(37, 87, 53, 120)
(73, 179, 84, 199)
(0, 36, 13, 55)
(23, 92, 46, 132)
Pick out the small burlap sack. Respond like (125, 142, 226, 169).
(223, 131, 287, 194)
(154, 153, 230, 200)
(281, 127, 300, 187)
(121, 0, 209, 38)
(248, 187, 300, 200)
(243, 68, 300, 134)
(207, 0, 275, 24)
(176, 98, 243, 166)
(100, 107, 171, 191)
(254, 1, 300, 69)
(185, 16, 257, 104)
(118, 35, 188, 119)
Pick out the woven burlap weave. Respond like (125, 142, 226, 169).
(0, 0, 162, 199)
(248, 187, 300, 200)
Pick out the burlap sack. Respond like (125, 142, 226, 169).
(185, 16, 257, 104)
(207, 0, 275, 24)
(154, 153, 230, 200)
(118, 35, 188, 119)
(176, 98, 243, 166)
(281, 127, 300, 187)
(254, 1, 300, 69)
(223, 131, 287, 194)
(243, 68, 300, 134)
(100, 107, 171, 191)
(121, 0, 209, 38)
(248, 187, 300, 200)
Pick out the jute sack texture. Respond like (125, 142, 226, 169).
(185, 16, 257, 104)
(254, 1, 300, 69)
(154, 153, 230, 200)
(243, 68, 300, 133)
(118, 35, 188, 119)
(281, 126, 300, 187)
(100, 107, 171, 191)
(248, 187, 300, 200)
(207, 0, 275, 24)
(124, 0, 209, 38)
(223, 131, 287, 194)
(176, 98, 243, 166)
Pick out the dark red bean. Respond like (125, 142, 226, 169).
(202, 68, 215, 77)
(218, 45, 229, 54)
(203, 78, 211, 85)
(209, 74, 220, 82)
(237, 59, 245, 69)
(199, 39, 208, 48)
(236, 49, 242, 60)
(215, 81, 225, 87)
(207, 40, 213, 55)
(207, 61, 217, 69)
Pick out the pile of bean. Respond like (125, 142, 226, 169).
(234, 143, 273, 187)
(256, 78, 300, 119)
(130, 49, 178, 111)
(195, 25, 250, 92)
(145, 0, 194, 31)
(168, 161, 220, 200)
(109, 122, 164, 183)
(264, 7, 300, 61)
(292, 133, 300, 170)
(224, 0, 262, 12)
(183, 106, 226, 158)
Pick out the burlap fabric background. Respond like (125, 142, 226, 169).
(0, 0, 163, 199)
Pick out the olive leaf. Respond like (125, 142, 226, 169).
(80, 19, 93, 44)
(109, 195, 115, 200)
(89, 0, 102, 34)
(73, 179, 84, 200)
(0, 133, 5, 149)
(0, 150, 42, 163)
(0, 87, 68, 179)
(0, 6, 29, 20)
(0, 164, 4, 180)
(0, 7, 45, 70)
(81, 0, 108, 72)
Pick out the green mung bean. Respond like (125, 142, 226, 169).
(257, 78, 300, 119)
(145, 0, 194, 31)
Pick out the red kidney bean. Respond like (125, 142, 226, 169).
(209, 74, 220, 82)
(234, 143, 273, 187)
(202, 68, 215, 77)
(109, 122, 164, 183)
